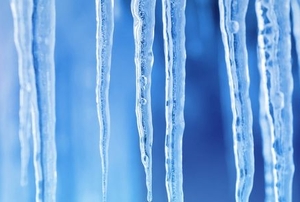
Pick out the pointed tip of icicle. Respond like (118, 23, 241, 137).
(147, 192, 153, 202)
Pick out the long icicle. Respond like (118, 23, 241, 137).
(10, 0, 34, 187)
(95, 0, 114, 201)
(131, 0, 155, 201)
(219, 0, 255, 201)
(256, 0, 294, 201)
(162, 0, 186, 201)
(255, 1, 277, 201)
(32, 0, 57, 201)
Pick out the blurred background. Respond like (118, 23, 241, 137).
(0, 0, 299, 201)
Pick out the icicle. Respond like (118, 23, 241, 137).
(95, 0, 114, 201)
(255, 1, 276, 201)
(31, 100, 43, 202)
(219, 0, 254, 201)
(292, 0, 300, 75)
(10, 0, 34, 187)
(256, 1, 294, 201)
(32, 0, 57, 201)
(162, 0, 186, 201)
(255, 1, 277, 200)
(276, 6, 295, 197)
(131, 0, 155, 201)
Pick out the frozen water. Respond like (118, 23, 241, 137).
(2, 0, 300, 201)
(10, 0, 34, 187)
(162, 0, 186, 201)
(32, 0, 57, 201)
(219, 0, 255, 201)
(95, 0, 114, 201)
(131, 0, 155, 200)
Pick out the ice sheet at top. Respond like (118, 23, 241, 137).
(256, 0, 294, 201)
(131, 0, 155, 201)
(219, 0, 254, 201)
(10, 0, 35, 187)
(95, 0, 114, 201)
(32, 0, 57, 201)
(162, 0, 186, 201)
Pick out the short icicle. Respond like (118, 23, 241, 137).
(32, 0, 57, 201)
(10, 0, 35, 186)
(131, 0, 156, 201)
(162, 0, 186, 201)
(256, 1, 294, 201)
(219, 0, 255, 201)
(95, 0, 114, 201)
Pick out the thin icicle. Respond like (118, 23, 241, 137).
(31, 99, 43, 202)
(131, 0, 155, 201)
(256, 1, 294, 201)
(277, 5, 295, 198)
(219, 0, 254, 201)
(162, 0, 186, 201)
(95, 0, 114, 201)
(32, 0, 57, 201)
(10, 0, 34, 186)
(292, 0, 300, 76)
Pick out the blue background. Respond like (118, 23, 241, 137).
(0, 0, 299, 201)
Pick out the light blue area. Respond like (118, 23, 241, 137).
(0, 0, 299, 201)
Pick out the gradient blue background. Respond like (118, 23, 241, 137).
(0, 0, 299, 201)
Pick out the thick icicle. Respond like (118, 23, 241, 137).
(95, 0, 114, 201)
(219, 0, 254, 201)
(10, 0, 34, 186)
(32, 0, 57, 201)
(292, 0, 300, 76)
(276, 2, 295, 197)
(131, 0, 155, 201)
(255, 1, 277, 201)
(162, 0, 186, 201)
(256, 1, 294, 201)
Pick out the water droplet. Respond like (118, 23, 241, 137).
(275, 163, 281, 170)
(273, 92, 284, 109)
(140, 98, 147, 105)
(229, 20, 239, 33)
(142, 154, 149, 166)
(140, 75, 147, 89)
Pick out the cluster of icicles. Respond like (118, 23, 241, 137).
(10, 0, 299, 201)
